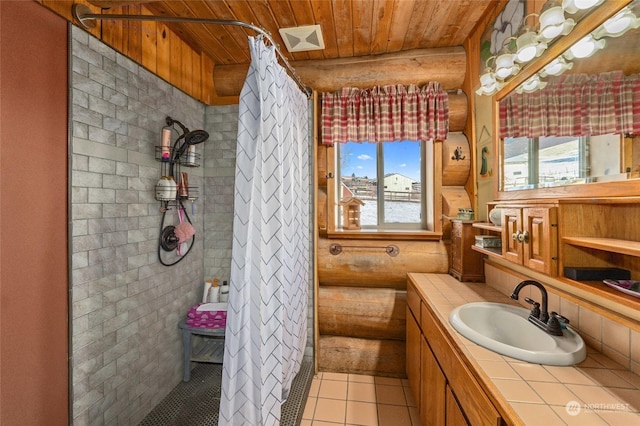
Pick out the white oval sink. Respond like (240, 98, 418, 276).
(449, 302, 586, 366)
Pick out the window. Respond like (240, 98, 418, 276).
(502, 134, 622, 190)
(336, 140, 434, 230)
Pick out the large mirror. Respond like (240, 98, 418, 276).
(496, 0, 640, 194)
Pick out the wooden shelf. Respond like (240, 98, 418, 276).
(562, 236, 640, 258)
(471, 245, 502, 258)
(472, 222, 502, 233)
(557, 277, 640, 313)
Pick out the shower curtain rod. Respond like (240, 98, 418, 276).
(72, 4, 312, 97)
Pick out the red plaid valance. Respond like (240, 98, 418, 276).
(500, 71, 640, 138)
(321, 83, 449, 145)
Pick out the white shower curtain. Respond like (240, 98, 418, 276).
(219, 35, 310, 426)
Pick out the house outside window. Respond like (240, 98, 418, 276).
(502, 134, 621, 190)
(336, 140, 431, 230)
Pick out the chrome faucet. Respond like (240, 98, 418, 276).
(510, 280, 568, 336)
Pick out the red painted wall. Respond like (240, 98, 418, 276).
(0, 2, 69, 424)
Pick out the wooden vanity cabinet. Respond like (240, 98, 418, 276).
(406, 282, 502, 426)
(421, 335, 446, 426)
(446, 385, 468, 426)
(406, 304, 422, 406)
(502, 206, 558, 276)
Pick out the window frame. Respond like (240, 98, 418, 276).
(502, 135, 595, 191)
(325, 140, 442, 240)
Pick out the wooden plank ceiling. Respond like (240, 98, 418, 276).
(86, 0, 497, 68)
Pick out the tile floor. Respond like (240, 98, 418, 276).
(301, 372, 420, 426)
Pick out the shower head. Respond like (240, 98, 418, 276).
(165, 116, 210, 161)
(175, 129, 209, 159)
(185, 129, 209, 146)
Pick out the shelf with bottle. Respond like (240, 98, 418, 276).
(155, 145, 201, 167)
(155, 181, 200, 202)
(155, 170, 199, 202)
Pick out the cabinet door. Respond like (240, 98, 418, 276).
(445, 385, 469, 426)
(421, 336, 446, 426)
(523, 207, 558, 276)
(406, 307, 421, 405)
(502, 208, 523, 264)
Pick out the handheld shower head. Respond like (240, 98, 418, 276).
(165, 116, 210, 161)
(185, 129, 209, 146)
(175, 129, 209, 159)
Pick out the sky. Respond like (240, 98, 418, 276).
(339, 141, 421, 181)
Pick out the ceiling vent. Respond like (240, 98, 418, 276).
(279, 25, 325, 52)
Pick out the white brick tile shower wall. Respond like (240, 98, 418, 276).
(71, 26, 205, 425)
(203, 105, 237, 284)
(70, 26, 314, 424)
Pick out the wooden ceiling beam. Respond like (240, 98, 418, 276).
(214, 46, 467, 96)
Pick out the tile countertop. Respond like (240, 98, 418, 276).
(407, 273, 640, 426)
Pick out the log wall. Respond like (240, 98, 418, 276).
(318, 287, 406, 340)
(317, 239, 449, 288)
(214, 47, 467, 96)
(316, 74, 470, 378)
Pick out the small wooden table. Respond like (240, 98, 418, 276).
(178, 319, 225, 381)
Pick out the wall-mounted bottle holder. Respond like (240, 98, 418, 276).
(156, 116, 209, 267)
(154, 183, 199, 202)
(155, 146, 201, 167)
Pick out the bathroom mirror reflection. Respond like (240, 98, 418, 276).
(498, 0, 640, 192)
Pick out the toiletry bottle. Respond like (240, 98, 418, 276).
(156, 176, 172, 200)
(202, 279, 212, 304)
(186, 145, 196, 165)
(161, 127, 171, 162)
(209, 278, 220, 303)
(178, 172, 189, 198)
(219, 280, 229, 303)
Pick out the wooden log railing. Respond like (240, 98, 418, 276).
(328, 243, 400, 257)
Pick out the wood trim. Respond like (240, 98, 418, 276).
(492, 0, 635, 202)
(327, 230, 443, 240)
(36, 1, 222, 104)
(497, 180, 640, 201)
(313, 91, 320, 375)
(495, 1, 632, 101)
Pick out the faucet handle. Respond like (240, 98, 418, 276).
(550, 311, 570, 325)
(547, 312, 567, 336)
(524, 297, 541, 318)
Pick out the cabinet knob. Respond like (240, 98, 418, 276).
(517, 231, 529, 243)
(512, 230, 529, 243)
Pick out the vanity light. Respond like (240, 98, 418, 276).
(565, 34, 606, 59)
(539, 56, 573, 77)
(562, 0, 605, 14)
(592, 7, 640, 39)
(476, 75, 504, 95)
(538, 0, 575, 41)
(476, 57, 504, 95)
(515, 25, 548, 63)
(495, 46, 520, 80)
(516, 74, 547, 93)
